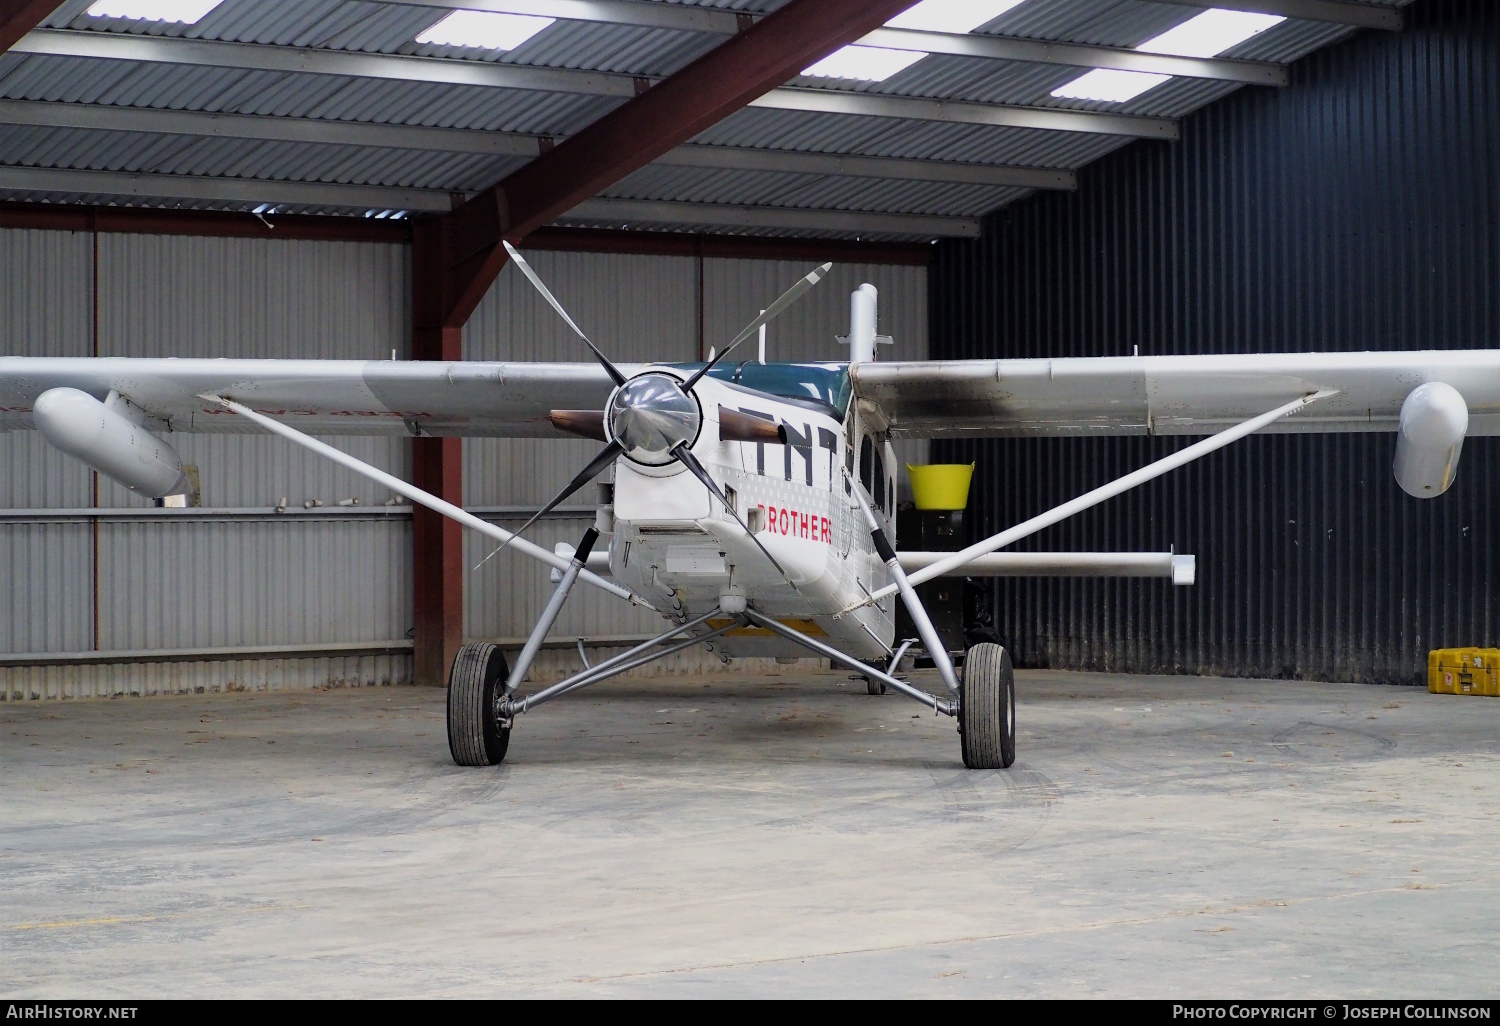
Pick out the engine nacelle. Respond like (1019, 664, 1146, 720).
(1393, 382, 1468, 499)
(34, 387, 187, 498)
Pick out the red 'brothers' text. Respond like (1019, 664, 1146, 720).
(762, 505, 829, 542)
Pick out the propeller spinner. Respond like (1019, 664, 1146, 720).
(608, 373, 701, 466)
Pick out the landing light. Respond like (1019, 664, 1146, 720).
(1052, 9, 1285, 104)
(415, 10, 554, 52)
(86, 0, 223, 22)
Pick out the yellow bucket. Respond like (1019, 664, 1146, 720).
(907, 463, 975, 510)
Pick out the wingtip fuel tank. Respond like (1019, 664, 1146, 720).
(1393, 381, 1468, 498)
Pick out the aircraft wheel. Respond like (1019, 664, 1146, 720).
(958, 642, 1015, 769)
(866, 676, 886, 695)
(447, 642, 511, 767)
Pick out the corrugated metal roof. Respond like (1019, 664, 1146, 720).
(1, 0, 1420, 237)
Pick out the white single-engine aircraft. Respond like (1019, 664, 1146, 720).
(2, 245, 1494, 769)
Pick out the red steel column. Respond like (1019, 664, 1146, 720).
(411, 217, 465, 687)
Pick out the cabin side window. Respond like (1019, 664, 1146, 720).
(859, 433, 874, 495)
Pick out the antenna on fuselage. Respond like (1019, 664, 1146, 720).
(758, 310, 767, 364)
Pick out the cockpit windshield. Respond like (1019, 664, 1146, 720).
(667, 361, 852, 421)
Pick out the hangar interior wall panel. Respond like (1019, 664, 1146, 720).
(95, 234, 413, 509)
(1, 229, 415, 696)
(0, 524, 91, 654)
(929, 0, 1498, 687)
(0, 229, 93, 510)
(97, 520, 411, 651)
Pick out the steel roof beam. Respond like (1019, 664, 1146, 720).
(657, 145, 1072, 190)
(0, 0, 56, 53)
(0, 98, 544, 156)
(1153, 0, 1403, 30)
(0, 165, 983, 238)
(0, 164, 455, 212)
(861, 28, 1287, 86)
(0, 99, 1076, 190)
(754, 90, 1178, 140)
(14, 29, 641, 96)
(14, 30, 1178, 141)
(567, 198, 980, 238)
(385, 0, 745, 35)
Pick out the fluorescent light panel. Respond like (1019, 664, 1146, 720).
(1139, 10, 1285, 58)
(415, 10, 554, 51)
(885, 0, 1028, 35)
(1052, 8, 1285, 104)
(86, 0, 223, 22)
(1052, 69, 1170, 103)
(806, 0, 1030, 83)
(802, 45, 926, 83)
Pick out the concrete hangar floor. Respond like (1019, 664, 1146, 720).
(2, 668, 1496, 998)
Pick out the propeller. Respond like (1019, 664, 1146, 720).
(682, 262, 831, 391)
(492, 241, 831, 576)
(473, 440, 624, 571)
(503, 241, 626, 387)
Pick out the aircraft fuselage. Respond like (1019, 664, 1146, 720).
(609, 369, 897, 661)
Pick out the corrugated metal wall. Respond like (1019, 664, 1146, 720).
(1, 229, 414, 698)
(929, 0, 1498, 686)
(3, 235, 927, 695)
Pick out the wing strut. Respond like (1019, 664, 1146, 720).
(202, 395, 652, 610)
(853, 389, 1337, 611)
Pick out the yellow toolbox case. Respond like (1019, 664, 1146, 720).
(1429, 649, 1500, 696)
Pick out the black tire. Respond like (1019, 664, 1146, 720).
(958, 642, 1015, 769)
(447, 642, 511, 767)
(866, 676, 886, 695)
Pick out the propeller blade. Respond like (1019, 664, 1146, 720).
(683, 262, 831, 391)
(671, 443, 787, 578)
(473, 440, 623, 571)
(503, 241, 627, 387)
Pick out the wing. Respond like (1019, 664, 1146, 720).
(0, 358, 623, 437)
(852, 351, 1500, 437)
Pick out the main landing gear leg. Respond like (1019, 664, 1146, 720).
(844, 477, 1010, 769)
(448, 604, 741, 768)
(447, 527, 599, 768)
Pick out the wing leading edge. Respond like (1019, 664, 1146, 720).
(852, 351, 1500, 438)
(0, 358, 622, 437)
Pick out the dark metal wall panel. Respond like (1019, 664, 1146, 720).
(929, 0, 1498, 686)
